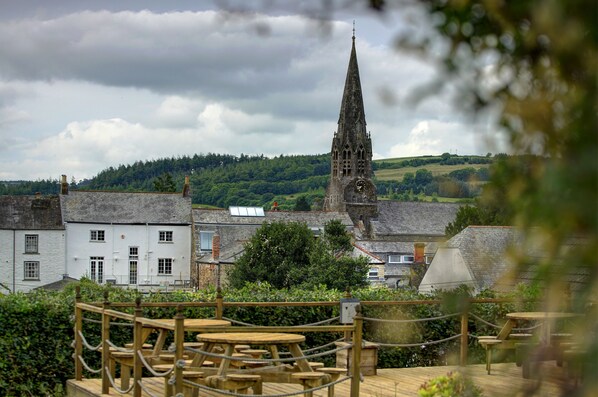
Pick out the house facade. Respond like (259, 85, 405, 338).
(60, 178, 193, 289)
(0, 195, 65, 293)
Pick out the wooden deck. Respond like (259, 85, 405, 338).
(67, 362, 578, 397)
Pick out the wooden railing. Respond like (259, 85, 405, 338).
(73, 288, 362, 396)
(73, 287, 537, 396)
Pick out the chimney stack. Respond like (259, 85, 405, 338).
(211, 231, 220, 261)
(182, 175, 190, 197)
(60, 175, 69, 195)
(414, 243, 425, 263)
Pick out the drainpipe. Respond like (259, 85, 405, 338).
(12, 230, 16, 293)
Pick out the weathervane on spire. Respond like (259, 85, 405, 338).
(352, 20, 355, 40)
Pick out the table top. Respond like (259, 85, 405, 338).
(506, 312, 579, 320)
(138, 318, 231, 330)
(197, 332, 305, 345)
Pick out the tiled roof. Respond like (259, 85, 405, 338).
(444, 226, 519, 290)
(371, 201, 461, 237)
(0, 195, 64, 230)
(61, 191, 192, 224)
(194, 208, 353, 227)
(442, 226, 590, 291)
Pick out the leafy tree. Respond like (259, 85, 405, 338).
(321, 219, 352, 253)
(228, 221, 316, 289)
(228, 220, 368, 290)
(153, 172, 177, 192)
(293, 196, 311, 211)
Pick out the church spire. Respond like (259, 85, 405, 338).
(337, 25, 367, 144)
(324, 27, 377, 232)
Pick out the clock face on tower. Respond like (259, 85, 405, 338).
(355, 179, 366, 192)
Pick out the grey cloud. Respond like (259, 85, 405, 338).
(0, 11, 328, 98)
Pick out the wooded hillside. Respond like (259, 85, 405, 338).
(0, 153, 499, 209)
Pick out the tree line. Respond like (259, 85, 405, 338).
(0, 153, 508, 208)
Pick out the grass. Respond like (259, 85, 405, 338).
(374, 163, 492, 182)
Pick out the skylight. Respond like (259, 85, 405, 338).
(229, 206, 265, 217)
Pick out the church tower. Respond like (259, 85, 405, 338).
(324, 29, 377, 233)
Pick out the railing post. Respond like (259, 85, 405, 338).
(460, 309, 469, 366)
(216, 287, 224, 320)
(174, 305, 185, 395)
(74, 286, 83, 380)
(350, 304, 363, 397)
(133, 297, 143, 397)
(101, 291, 111, 394)
(343, 288, 352, 342)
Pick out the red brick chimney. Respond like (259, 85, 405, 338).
(414, 243, 425, 263)
(60, 174, 69, 195)
(212, 232, 220, 261)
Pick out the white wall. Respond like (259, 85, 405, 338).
(418, 248, 475, 293)
(0, 229, 65, 293)
(65, 223, 192, 285)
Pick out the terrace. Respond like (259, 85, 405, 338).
(67, 288, 583, 397)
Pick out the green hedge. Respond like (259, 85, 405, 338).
(0, 281, 540, 396)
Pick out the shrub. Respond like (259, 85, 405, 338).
(418, 371, 484, 397)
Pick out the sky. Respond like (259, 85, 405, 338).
(0, 0, 501, 181)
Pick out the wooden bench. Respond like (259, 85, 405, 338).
(206, 374, 262, 395)
(477, 334, 533, 374)
(291, 372, 329, 397)
(152, 364, 204, 397)
(317, 367, 347, 397)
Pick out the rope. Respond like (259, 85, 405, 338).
(104, 366, 135, 394)
(136, 350, 174, 377)
(77, 355, 102, 374)
(82, 317, 133, 327)
(136, 379, 160, 397)
(221, 316, 340, 327)
(184, 374, 351, 397)
(105, 339, 133, 353)
(77, 330, 102, 351)
(303, 338, 345, 353)
(372, 334, 462, 348)
(186, 343, 352, 364)
(361, 312, 460, 324)
(469, 313, 544, 331)
(221, 317, 258, 327)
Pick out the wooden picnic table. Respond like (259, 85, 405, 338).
(502, 312, 579, 344)
(137, 318, 231, 355)
(501, 312, 579, 378)
(194, 332, 311, 375)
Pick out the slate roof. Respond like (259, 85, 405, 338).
(371, 201, 461, 237)
(61, 191, 192, 224)
(441, 226, 590, 291)
(35, 276, 79, 291)
(443, 226, 520, 290)
(0, 195, 64, 230)
(194, 208, 353, 228)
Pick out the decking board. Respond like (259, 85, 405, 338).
(66, 362, 576, 397)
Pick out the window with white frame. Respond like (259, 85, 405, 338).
(24, 261, 39, 280)
(388, 255, 414, 264)
(158, 258, 173, 275)
(200, 231, 214, 252)
(90, 256, 104, 283)
(159, 231, 173, 242)
(368, 267, 379, 280)
(25, 234, 39, 253)
(90, 230, 105, 242)
(129, 247, 139, 285)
